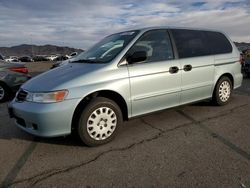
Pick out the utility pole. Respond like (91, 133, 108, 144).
(30, 34, 34, 57)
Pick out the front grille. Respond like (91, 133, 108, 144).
(16, 89, 28, 102)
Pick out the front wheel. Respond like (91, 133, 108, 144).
(77, 97, 123, 146)
(212, 76, 232, 106)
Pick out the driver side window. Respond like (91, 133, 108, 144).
(128, 30, 174, 63)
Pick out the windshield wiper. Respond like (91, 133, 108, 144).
(70, 59, 102, 64)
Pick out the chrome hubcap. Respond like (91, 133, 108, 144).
(0, 86, 5, 100)
(219, 81, 231, 102)
(87, 107, 117, 141)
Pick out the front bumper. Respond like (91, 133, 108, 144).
(8, 98, 80, 137)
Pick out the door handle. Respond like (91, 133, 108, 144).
(169, 66, 179, 74)
(183, 64, 192, 72)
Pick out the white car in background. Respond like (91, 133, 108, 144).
(66, 52, 78, 59)
(46, 55, 59, 61)
(5, 56, 20, 62)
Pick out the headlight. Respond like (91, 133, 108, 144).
(26, 90, 68, 103)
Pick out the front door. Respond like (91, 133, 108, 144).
(126, 30, 181, 117)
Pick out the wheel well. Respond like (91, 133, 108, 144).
(0, 81, 9, 88)
(0, 81, 11, 92)
(217, 73, 234, 88)
(71, 90, 128, 130)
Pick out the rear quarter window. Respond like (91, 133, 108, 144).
(171, 29, 210, 58)
(205, 31, 232, 55)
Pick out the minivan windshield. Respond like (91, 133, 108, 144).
(71, 30, 139, 64)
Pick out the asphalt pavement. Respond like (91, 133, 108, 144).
(0, 72, 249, 187)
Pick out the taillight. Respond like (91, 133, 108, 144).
(240, 54, 244, 65)
(8, 67, 28, 74)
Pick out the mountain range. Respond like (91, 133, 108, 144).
(0, 42, 249, 57)
(0, 44, 84, 57)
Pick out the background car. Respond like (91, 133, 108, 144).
(46, 55, 59, 61)
(10, 59, 22, 63)
(0, 60, 30, 102)
(54, 55, 68, 61)
(32, 55, 49, 62)
(242, 55, 250, 77)
(66, 52, 78, 59)
(5, 56, 20, 63)
(0, 54, 4, 60)
(18, 56, 33, 62)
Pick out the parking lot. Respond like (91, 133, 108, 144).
(0, 63, 250, 187)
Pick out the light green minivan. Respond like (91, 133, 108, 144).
(9, 27, 243, 146)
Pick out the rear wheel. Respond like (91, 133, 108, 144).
(212, 76, 232, 106)
(77, 97, 122, 146)
(0, 83, 10, 103)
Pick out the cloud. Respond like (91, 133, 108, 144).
(0, 0, 249, 49)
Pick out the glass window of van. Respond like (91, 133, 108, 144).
(74, 30, 139, 63)
(127, 30, 174, 63)
(171, 29, 210, 58)
(205, 31, 232, 54)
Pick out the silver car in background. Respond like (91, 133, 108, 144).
(9, 27, 242, 146)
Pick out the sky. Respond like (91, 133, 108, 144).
(0, 0, 249, 49)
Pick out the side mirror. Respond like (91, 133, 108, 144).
(127, 51, 147, 64)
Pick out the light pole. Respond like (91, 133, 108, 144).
(30, 34, 34, 57)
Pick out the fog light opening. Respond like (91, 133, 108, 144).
(32, 123, 38, 130)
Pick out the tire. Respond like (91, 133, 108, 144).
(77, 97, 123, 146)
(0, 83, 10, 103)
(212, 76, 232, 106)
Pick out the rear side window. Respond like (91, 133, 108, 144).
(171, 29, 210, 58)
(205, 31, 232, 55)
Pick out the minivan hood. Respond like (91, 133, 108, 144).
(22, 63, 106, 92)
